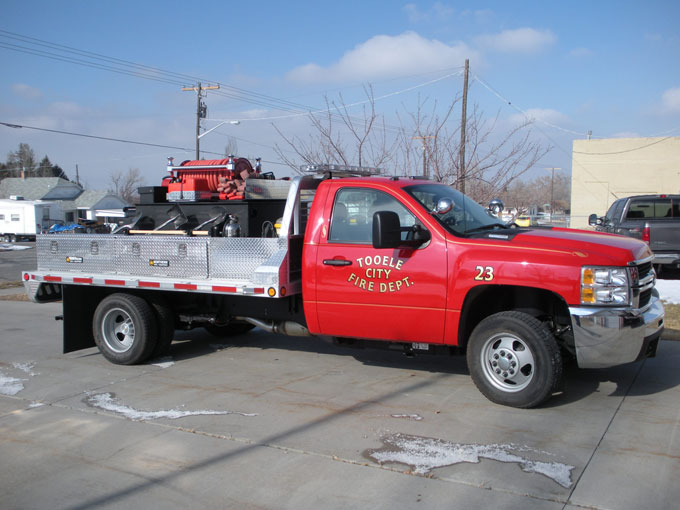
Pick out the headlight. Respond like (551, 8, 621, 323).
(581, 267, 630, 305)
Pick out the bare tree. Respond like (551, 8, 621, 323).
(504, 172, 571, 214)
(393, 95, 460, 180)
(395, 99, 551, 205)
(273, 89, 550, 204)
(108, 168, 145, 204)
(273, 87, 396, 173)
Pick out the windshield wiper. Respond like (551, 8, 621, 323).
(464, 223, 508, 235)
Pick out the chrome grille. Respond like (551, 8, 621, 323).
(639, 288, 653, 308)
(632, 259, 655, 309)
(637, 261, 653, 280)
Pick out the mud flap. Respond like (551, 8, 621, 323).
(62, 285, 98, 353)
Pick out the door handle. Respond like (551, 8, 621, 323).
(323, 259, 352, 266)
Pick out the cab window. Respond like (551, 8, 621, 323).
(626, 199, 674, 219)
(329, 188, 417, 243)
(606, 199, 624, 223)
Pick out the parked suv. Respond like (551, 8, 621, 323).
(590, 194, 680, 272)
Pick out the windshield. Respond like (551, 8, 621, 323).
(404, 183, 504, 236)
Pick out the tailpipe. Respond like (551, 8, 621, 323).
(238, 317, 310, 337)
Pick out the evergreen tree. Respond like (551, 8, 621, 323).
(51, 164, 69, 180)
(3, 144, 69, 181)
(38, 156, 53, 177)
(36, 155, 69, 180)
(7, 143, 37, 177)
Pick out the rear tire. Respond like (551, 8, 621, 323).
(93, 293, 158, 365)
(466, 311, 562, 408)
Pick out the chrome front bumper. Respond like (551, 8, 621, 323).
(569, 292, 665, 369)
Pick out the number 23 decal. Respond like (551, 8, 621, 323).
(474, 265, 495, 281)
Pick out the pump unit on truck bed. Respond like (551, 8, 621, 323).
(22, 159, 665, 408)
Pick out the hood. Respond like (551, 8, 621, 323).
(510, 227, 652, 265)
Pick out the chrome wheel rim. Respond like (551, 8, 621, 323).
(101, 307, 135, 353)
(480, 333, 535, 392)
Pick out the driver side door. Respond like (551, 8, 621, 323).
(313, 184, 448, 343)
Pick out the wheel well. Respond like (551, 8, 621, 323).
(458, 285, 571, 350)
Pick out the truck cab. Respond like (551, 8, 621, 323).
(302, 176, 663, 407)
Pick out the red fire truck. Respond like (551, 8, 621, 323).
(23, 159, 664, 408)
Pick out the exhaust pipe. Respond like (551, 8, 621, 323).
(238, 317, 310, 337)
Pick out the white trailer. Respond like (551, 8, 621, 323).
(0, 197, 63, 242)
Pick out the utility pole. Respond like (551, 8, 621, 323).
(412, 135, 434, 177)
(546, 167, 562, 217)
(182, 82, 220, 159)
(459, 58, 469, 194)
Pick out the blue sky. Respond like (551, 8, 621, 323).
(1, 0, 679, 190)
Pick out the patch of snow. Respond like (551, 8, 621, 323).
(656, 279, 680, 305)
(391, 414, 424, 421)
(0, 371, 25, 395)
(12, 362, 38, 376)
(150, 357, 175, 369)
(85, 392, 258, 421)
(366, 433, 574, 488)
(0, 244, 32, 251)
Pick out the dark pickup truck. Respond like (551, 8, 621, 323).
(590, 194, 680, 272)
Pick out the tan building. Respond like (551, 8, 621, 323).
(570, 136, 680, 228)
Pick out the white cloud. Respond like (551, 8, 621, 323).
(661, 87, 680, 113)
(568, 47, 593, 58)
(476, 28, 556, 54)
(509, 108, 569, 127)
(47, 101, 89, 117)
(12, 83, 43, 100)
(403, 2, 455, 23)
(286, 32, 476, 84)
(611, 131, 641, 138)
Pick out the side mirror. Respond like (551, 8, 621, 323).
(588, 213, 601, 226)
(434, 198, 453, 215)
(372, 211, 401, 249)
(488, 198, 504, 216)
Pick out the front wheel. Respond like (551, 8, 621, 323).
(93, 293, 158, 365)
(466, 311, 562, 408)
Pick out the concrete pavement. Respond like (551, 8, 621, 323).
(1, 299, 679, 509)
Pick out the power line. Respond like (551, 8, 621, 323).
(208, 70, 462, 127)
(0, 30, 315, 113)
(0, 29, 462, 138)
(0, 29, 376, 117)
(1, 121, 210, 153)
(0, 41, 187, 87)
(469, 73, 609, 204)
(473, 74, 587, 137)
(0, 121, 287, 168)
